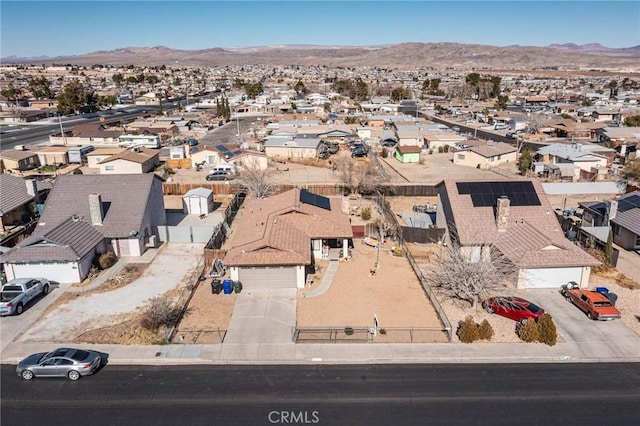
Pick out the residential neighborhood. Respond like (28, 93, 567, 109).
(1, 58, 638, 363)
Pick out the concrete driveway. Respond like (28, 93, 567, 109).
(16, 243, 205, 343)
(527, 288, 640, 359)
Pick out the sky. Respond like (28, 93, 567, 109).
(1, 1, 639, 58)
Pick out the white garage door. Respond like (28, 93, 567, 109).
(238, 266, 297, 289)
(9, 262, 81, 284)
(522, 267, 583, 289)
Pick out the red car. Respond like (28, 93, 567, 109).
(482, 296, 545, 324)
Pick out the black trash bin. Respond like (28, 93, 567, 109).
(211, 279, 222, 295)
(233, 280, 243, 294)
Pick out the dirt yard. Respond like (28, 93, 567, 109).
(297, 239, 448, 343)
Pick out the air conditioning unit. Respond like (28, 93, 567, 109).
(14, 145, 25, 151)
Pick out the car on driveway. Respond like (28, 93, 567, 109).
(561, 282, 621, 321)
(16, 347, 103, 381)
(482, 296, 545, 324)
(0, 277, 50, 316)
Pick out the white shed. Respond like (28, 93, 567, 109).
(182, 188, 214, 215)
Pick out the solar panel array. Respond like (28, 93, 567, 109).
(300, 189, 331, 210)
(216, 144, 242, 159)
(456, 181, 541, 207)
(618, 194, 640, 212)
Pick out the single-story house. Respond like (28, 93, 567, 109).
(0, 174, 166, 283)
(97, 147, 160, 174)
(86, 148, 128, 168)
(436, 179, 599, 289)
(264, 136, 322, 159)
(49, 124, 122, 146)
(535, 142, 614, 171)
(36, 146, 69, 166)
(579, 191, 640, 251)
(394, 145, 421, 163)
(0, 175, 51, 232)
(224, 188, 353, 289)
(453, 142, 517, 169)
(0, 148, 40, 172)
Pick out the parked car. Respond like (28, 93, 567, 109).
(0, 277, 50, 316)
(561, 282, 621, 320)
(482, 296, 545, 324)
(16, 347, 103, 381)
(206, 171, 231, 181)
(351, 147, 368, 158)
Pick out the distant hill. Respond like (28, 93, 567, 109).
(3, 42, 640, 69)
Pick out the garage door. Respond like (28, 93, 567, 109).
(238, 266, 297, 289)
(521, 267, 583, 289)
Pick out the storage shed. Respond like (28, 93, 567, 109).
(182, 187, 214, 215)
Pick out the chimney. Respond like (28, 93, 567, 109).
(606, 200, 618, 225)
(25, 179, 40, 204)
(496, 196, 510, 231)
(88, 193, 104, 226)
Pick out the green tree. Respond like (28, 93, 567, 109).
(429, 78, 441, 95)
(607, 80, 618, 99)
(624, 115, 640, 127)
(490, 76, 502, 97)
(621, 158, 640, 181)
(494, 94, 509, 110)
(294, 79, 307, 96)
(56, 80, 98, 115)
(518, 147, 533, 176)
(112, 73, 124, 87)
(98, 95, 117, 109)
(0, 83, 23, 105)
(391, 87, 409, 102)
(244, 82, 263, 99)
(28, 76, 55, 99)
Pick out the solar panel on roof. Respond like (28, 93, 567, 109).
(456, 181, 541, 207)
(617, 195, 640, 212)
(300, 189, 331, 210)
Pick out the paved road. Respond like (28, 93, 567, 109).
(2, 363, 638, 425)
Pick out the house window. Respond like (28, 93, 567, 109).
(457, 154, 465, 160)
(104, 165, 115, 171)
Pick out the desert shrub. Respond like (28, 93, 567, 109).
(517, 318, 540, 343)
(139, 315, 154, 330)
(381, 147, 388, 158)
(477, 319, 494, 340)
(144, 296, 182, 331)
(438, 146, 444, 153)
(537, 313, 557, 346)
(457, 316, 479, 343)
(344, 327, 354, 336)
(379, 328, 387, 335)
(360, 206, 372, 220)
(97, 251, 118, 270)
(443, 144, 450, 153)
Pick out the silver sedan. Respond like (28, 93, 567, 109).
(16, 348, 103, 381)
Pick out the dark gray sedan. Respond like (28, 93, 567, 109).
(16, 348, 103, 381)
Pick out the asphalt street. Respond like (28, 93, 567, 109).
(1, 363, 638, 426)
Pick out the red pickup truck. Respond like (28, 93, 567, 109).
(561, 282, 621, 321)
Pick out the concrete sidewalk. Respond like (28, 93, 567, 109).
(2, 338, 639, 366)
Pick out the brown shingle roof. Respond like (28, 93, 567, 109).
(224, 189, 353, 267)
(97, 147, 159, 164)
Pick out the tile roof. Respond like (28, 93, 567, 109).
(0, 217, 105, 263)
(224, 189, 353, 267)
(0, 174, 51, 215)
(33, 174, 163, 239)
(438, 179, 599, 268)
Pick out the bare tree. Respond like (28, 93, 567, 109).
(423, 239, 517, 310)
(334, 152, 357, 193)
(235, 163, 275, 198)
(142, 295, 183, 342)
(356, 157, 387, 195)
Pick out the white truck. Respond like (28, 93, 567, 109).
(0, 278, 50, 316)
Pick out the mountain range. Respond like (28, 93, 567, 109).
(3, 43, 639, 69)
